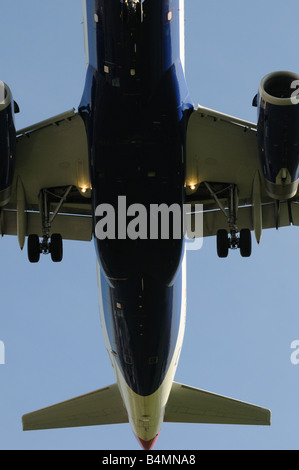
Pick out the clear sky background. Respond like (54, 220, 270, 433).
(0, 0, 299, 450)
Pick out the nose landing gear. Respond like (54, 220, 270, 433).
(121, 0, 144, 24)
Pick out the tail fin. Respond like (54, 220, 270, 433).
(22, 384, 128, 431)
(164, 382, 271, 425)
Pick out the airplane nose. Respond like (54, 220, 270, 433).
(135, 433, 160, 450)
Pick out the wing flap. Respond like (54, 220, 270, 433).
(1, 210, 92, 241)
(186, 200, 299, 238)
(164, 382, 271, 425)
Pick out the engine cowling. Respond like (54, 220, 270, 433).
(256, 72, 299, 200)
(0, 81, 16, 207)
(256, 71, 299, 200)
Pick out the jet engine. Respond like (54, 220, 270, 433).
(0, 81, 17, 207)
(256, 71, 299, 200)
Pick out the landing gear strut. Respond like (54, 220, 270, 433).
(27, 186, 72, 263)
(204, 182, 252, 258)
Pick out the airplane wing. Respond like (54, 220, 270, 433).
(2, 109, 92, 250)
(6, 104, 299, 254)
(185, 106, 299, 245)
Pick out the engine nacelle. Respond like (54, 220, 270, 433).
(257, 72, 299, 200)
(256, 71, 299, 200)
(0, 81, 16, 207)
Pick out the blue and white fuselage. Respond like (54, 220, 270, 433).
(21, 0, 272, 449)
(80, 0, 191, 448)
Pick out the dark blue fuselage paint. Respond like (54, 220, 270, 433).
(80, 0, 192, 396)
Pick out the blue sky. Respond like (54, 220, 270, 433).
(0, 0, 299, 450)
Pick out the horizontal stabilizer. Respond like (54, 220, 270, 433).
(22, 384, 128, 431)
(164, 382, 271, 425)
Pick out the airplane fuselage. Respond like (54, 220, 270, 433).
(79, 0, 192, 447)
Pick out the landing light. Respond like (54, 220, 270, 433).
(81, 186, 91, 194)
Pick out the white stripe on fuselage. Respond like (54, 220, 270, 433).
(82, 0, 89, 69)
(96, 249, 187, 442)
(179, 0, 185, 72)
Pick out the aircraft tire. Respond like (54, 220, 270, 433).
(217, 229, 229, 258)
(239, 228, 251, 257)
(28, 234, 40, 263)
(50, 233, 63, 262)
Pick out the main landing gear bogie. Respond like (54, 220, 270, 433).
(216, 228, 252, 258)
(28, 233, 63, 263)
(203, 182, 252, 259)
(27, 186, 71, 263)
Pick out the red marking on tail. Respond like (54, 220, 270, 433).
(135, 433, 159, 450)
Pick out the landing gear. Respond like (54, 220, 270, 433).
(239, 228, 251, 258)
(216, 229, 229, 258)
(27, 232, 63, 263)
(204, 182, 252, 258)
(216, 228, 251, 258)
(27, 186, 72, 263)
(50, 234, 63, 262)
(27, 234, 40, 263)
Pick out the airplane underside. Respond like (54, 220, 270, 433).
(1, 0, 298, 451)
(20, 0, 271, 450)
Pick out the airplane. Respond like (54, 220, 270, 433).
(6, 0, 299, 450)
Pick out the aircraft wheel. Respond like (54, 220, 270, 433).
(28, 234, 40, 263)
(239, 228, 251, 257)
(217, 229, 229, 258)
(50, 233, 63, 262)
